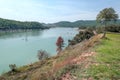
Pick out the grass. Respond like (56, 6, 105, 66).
(2, 33, 120, 80)
(87, 33, 120, 80)
(53, 34, 104, 80)
(54, 64, 79, 79)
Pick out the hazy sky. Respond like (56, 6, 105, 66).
(0, 0, 120, 23)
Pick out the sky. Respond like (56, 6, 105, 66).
(0, 0, 120, 23)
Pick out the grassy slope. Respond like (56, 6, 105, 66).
(87, 33, 120, 80)
(51, 33, 120, 80)
(1, 33, 120, 80)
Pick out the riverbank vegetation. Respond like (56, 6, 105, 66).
(68, 29, 95, 45)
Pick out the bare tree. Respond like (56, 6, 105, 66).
(37, 50, 49, 60)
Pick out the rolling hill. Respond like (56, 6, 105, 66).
(0, 18, 48, 30)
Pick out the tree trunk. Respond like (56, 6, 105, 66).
(103, 21, 107, 38)
(103, 31, 106, 38)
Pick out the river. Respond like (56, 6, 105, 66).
(0, 28, 78, 74)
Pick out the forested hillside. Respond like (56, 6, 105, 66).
(54, 20, 97, 27)
(0, 18, 48, 30)
(47, 20, 120, 28)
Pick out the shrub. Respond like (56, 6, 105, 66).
(9, 64, 17, 72)
(105, 24, 120, 32)
(68, 29, 94, 45)
(56, 36, 64, 53)
(37, 50, 49, 60)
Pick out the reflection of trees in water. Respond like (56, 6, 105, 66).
(25, 30, 43, 41)
(25, 31, 28, 42)
(0, 30, 43, 40)
(27, 30, 43, 37)
(0, 28, 77, 40)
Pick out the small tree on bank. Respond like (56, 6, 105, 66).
(56, 36, 64, 54)
(9, 64, 17, 72)
(37, 50, 49, 60)
(96, 8, 119, 37)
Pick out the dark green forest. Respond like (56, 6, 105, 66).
(47, 20, 97, 27)
(53, 20, 97, 27)
(48, 20, 120, 28)
(0, 18, 48, 30)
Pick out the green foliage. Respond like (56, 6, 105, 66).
(68, 29, 94, 45)
(97, 8, 119, 22)
(96, 26, 104, 33)
(96, 8, 119, 37)
(0, 18, 48, 30)
(96, 24, 120, 33)
(48, 19, 120, 28)
(48, 20, 98, 28)
(105, 24, 120, 32)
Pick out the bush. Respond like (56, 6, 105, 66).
(105, 25, 120, 32)
(96, 24, 120, 33)
(37, 50, 49, 60)
(68, 29, 94, 45)
(9, 64, 17, 72)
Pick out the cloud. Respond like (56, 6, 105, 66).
(0, 0, 119, 23)
(43, 11, 97, 23)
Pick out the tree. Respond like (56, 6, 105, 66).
(0, 18, 48, 31)
(9, 64, 17, 72)
(56, 36, 64, 54)
(96, 8, 119, 37)
(37, 50, 49, 60)
(68, 29, 94, 45)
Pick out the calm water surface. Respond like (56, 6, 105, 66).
(0, 28, 78, 73)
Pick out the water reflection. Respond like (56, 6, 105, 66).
(0, 30, 43, 40)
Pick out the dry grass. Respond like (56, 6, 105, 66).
(2, 34, 104, 80)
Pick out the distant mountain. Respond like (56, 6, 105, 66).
(46, 20, 120, 28)
(0, 18, 48, 30)
(46, 20, 97, 28)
